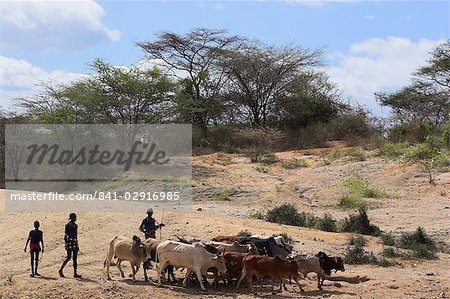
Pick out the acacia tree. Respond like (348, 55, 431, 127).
(137, 28, 241, 136)
(376, 41, 450, 128)
(21, 59, 176, 125)
(273, 71, 344, 128)
(220, 42, 321, 127)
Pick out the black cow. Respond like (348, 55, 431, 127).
(237, 236, 291, 258)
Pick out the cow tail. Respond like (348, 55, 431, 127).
(104, 236, 116, 268)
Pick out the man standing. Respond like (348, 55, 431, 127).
(139, 208, 165, 239)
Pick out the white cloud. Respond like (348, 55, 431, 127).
(0, 0, 120, 52)
(0, 56, 84, 108)
(364, 14, 375, 20)
(326, 37, 442, 114)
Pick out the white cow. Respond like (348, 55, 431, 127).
(156, 240, 227, 290)
(206, 241, 258, 253)
(288, 252, 325, 289)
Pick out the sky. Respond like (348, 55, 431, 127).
(0, 0, 448, 116)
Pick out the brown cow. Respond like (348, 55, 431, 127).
(316, 251, 345, 288)
(236, 255, 304, 294)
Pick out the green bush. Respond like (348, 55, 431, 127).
(193, 138, 212, 148)
(255, 165, 270, 173)
(218, 142, 239, 154)
(343, 245, 377, 264)
(216, 154, 233, 165)
(317, 214, 338, 232)
(210, 189, 230, 201)
(261, 152, 280, 164)
(404, 143, 439, 161)
(341, 208, 381, 236)
(376, 257, 396, 267)
(398, 227, 437, 259)
(327, 150, 343, 160)
(377, 142, 410, 159)
(248, 210, 265, 220)
(245, 149, 279, 164)
(348, 235, 368, 247)
(281, 158, 308, 169)
(380, 232, 396, 246)
(266, 203, 305, 226)
(381, 247, 399, 258)
(344, 147, 367, 161)
(338, 194, 368, 210)
(344, 245, 395, 267)
(342, 178, 390, 199)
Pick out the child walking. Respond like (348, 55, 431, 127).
(24, 220, 44, 277)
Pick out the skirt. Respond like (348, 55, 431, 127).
(65, 238, 79, 252)
(30, 243, 41, 252)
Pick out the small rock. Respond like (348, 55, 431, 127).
(388, 285, 399, 289)
(323, 294, 332, 298)
(333, 282, 342, 287)
(186, 221, 189, 224)
(426, 272, 435, 276)
(197, 208, 202, 211)
(444, 206, 449, 209)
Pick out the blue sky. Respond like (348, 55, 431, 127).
(0, 0, 448, 115)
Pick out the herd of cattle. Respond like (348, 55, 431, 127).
(104, 234, 346, 294)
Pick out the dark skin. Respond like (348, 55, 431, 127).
(59, 214, 81, 278)
(24, 222, 44, 277)
(140, 212, 165, 237)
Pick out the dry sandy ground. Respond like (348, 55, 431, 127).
(1, 147, 449, 299)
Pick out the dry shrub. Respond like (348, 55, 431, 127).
(233, 127, 285, 151)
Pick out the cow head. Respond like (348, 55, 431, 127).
(132, 235, 143, 249)
(211, 249, 227, 274)
(132, 235, 152, 260)
(249, 243, 259, 255)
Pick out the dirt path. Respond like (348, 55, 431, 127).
(1, 150, 449, 298)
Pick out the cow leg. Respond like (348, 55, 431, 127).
(143, 263, 148, 282)
(182, 269, 192, 287)
(117, 260, 125, 278)
(157, 260, 168, 287)
(105, 255, 112, 280)
(194, 268, 206, 291)
(292, 275, 305, 292)
(235, 267, 247, 291)
(130, 261, 136, 281)
(271, 278, 275, 294)
(202, 276, 209, 288)
(167, 266, 176, 282)
(247, 270, 255, 293)
(283, 278, 288, 290)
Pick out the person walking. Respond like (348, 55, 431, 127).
(59, 213, 82, 278)
(24, 220, 44, 277)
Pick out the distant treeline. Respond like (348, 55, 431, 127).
(1, 29, 449, 186)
